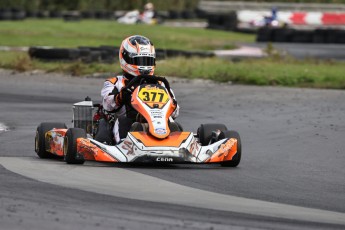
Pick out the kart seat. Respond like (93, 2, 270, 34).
(130, 122, 148, 132)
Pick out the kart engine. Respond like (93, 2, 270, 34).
(73, 98, 94, 134)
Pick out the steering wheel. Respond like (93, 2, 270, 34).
(121, 75, 176, 105)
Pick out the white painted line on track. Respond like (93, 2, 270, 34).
(0, 123, 9, 133)
(214, 46, 266, 58)
(1, 157, 345, 226)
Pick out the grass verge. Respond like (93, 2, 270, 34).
(0, 19, 254, 50)
(1, 51, 344, 89)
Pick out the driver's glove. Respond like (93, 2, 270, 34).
(110, 87, 122, 106)
(115, 90, 123, 106)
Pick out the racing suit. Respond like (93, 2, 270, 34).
(101, 73, 180, 143)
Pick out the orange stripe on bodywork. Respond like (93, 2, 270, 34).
(207, 138, 238, 163)
(130, 132, 190, 147)
(77, 138, 117, 162)
(106, 77, 118, 84)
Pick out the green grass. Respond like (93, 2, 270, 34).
(1, 51, 344, 89)
(159, 57, 345, 89)
(0, 19, 254, 50)
(0, 19, 343, 89)
(0, 51, 118, 76)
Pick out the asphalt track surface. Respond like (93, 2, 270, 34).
(0, 70, 345, 230)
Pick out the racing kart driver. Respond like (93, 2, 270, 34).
(101, 35, 180, 144)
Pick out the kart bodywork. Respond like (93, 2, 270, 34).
(43, 127, 238, 163)
(35, 75, 241, 166)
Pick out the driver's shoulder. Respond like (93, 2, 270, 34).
(105, 75, 125, 85)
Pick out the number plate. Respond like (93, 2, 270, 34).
(138, 85, 170, 109)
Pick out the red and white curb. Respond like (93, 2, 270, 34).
(238, 10, 345, 26)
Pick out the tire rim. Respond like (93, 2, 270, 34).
(63, 137, 68, 157)
(35, 131, 39, 152)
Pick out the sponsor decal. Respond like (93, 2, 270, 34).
(121, 140, 134, 155)
(217, 138, 236, 157)
(156, 157, 173, 162)
(144, 85, 158, 90)
(150, 110, 163, 119)
(188, 140, 200, 157)
(139, 46, 150, 52)
(154, 128, 167, 135)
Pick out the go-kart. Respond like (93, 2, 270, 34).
(35, 75, 241, 167)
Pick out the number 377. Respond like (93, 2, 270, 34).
(142, 91, 165, 102)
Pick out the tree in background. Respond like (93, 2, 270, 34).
(0, 0, 344, 11)
(0, 0, 201, 11)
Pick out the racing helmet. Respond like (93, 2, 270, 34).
(119, 35, 156, 76)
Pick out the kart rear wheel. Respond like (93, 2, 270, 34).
(35, 122, 67, 158)
(220, 130, 241, 167)
(197, 123, 227, 146)
(64, 128, 86, 164)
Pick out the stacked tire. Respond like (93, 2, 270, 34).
(207, 12, 238, 31)
(257, 27, 345, 44)
(0, 9, 26, 20)
(29, 46, 213, 63)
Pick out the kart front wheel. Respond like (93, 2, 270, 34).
(64, 128, 86, 164)
(220, 130, 241, 167)
(35, 122, 67, 158)
(197, 123, 228, 146)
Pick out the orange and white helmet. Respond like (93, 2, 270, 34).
(119, 35, 156, 76)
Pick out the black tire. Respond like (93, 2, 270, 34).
(81, 11, 95, 19)
(0, 10, 12, 20)
(223, 12, 238, 31)
(273, 28, 294, 42)
(64, 128, 86, 164)
(181, 10, 196, 19)
(256, 27, 274, 42)
(197, 124, 228, 146)
(49, 11, 62, 18)
(312, 29, 326, 43)
(291, 30, 313, 43)
(336, 30, 345, 44)
(35, 122, 67, 158)
(325, 29, 339, 44)
(29, 48, 80, 61)
(168, 10, 181, 19)
(11, 10, 26, 20)
(220, 130, 241, 167)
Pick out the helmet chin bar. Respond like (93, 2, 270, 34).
(139, 69, 151, 75)
(138, 66, 153, 75)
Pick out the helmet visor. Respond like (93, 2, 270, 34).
(122, 49, 155, 66)
(132, 56, 155, 66)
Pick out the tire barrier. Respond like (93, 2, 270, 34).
(63, 11, 81, 22)
(237, 10, 345, 27)
(0, 9, 26, 20)
(198, 1, 345, 13)
(256, 27, 345, 44)
(28, 46, 214, 63)
(205, 10, 345, 32)
(207, 11, 238, 31)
